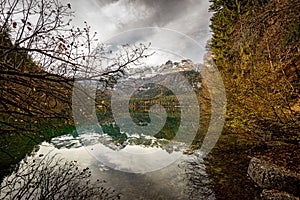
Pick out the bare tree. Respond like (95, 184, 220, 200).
(0, 153, 121, 200)
(0, 0, 149, 134)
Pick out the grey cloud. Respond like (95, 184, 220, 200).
(95, 0, 208, 28)
(131, 0, 190, 26)
(68, 0, 211, 64)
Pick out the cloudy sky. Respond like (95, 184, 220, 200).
(63, 0, 212, 65)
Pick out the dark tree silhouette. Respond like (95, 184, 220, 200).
(0, 153, 121, 200)
(0, 0, 149, 134)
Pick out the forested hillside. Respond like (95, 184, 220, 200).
(0, 31, 73, 134)
(209, 0, 300, 142)
(205, 0, 300, 198)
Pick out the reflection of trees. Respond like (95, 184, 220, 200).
(0, 154, 120, 200)
(179, 155, 214, 200)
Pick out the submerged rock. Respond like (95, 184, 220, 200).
(248, 157, 300, 197)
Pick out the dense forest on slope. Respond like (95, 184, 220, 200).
(206, 0, 300, 199)
(209, 0, 300, 142)
(0, 31, 74, 134)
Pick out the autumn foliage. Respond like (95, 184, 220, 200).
(209, 0, 300, 142)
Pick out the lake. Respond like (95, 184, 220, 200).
(1, 119, 215, 199)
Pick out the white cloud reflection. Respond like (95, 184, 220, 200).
(86, 144, 183, 173)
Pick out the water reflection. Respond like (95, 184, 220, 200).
(52, 132, 184, 173)
(7, 132, 215, 199)
(0, 151, 120, 200)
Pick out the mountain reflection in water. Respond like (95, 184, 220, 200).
(25, 132, 216, 200)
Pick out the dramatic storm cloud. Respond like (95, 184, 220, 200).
(64, 0, 212, 64)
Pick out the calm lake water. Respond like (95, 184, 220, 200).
(3, 130, 215, 200)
